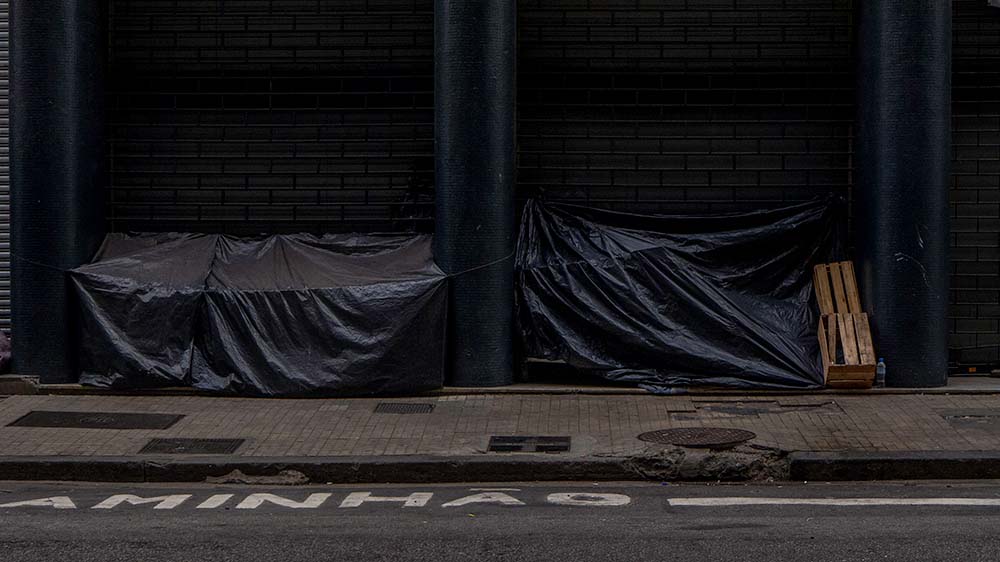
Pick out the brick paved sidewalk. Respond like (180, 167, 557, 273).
(2, 388, 1000, 459)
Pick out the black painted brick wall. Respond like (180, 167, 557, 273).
(107, 0, 434, 234)
(951, 0, 1000, 365)
(516, 0, 855, 213)
(106, 1, 1000, 365)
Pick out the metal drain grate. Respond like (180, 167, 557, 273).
(638, 427, 756, 449)
(674, 401, 843, 422)
(698, 403, 774, 416)
(139, 438, 245, 455)
(941, 409, 1000, 420)
(8, 411, 184, 430)
(374, 403, 434, 414)
(941, 410, 1000, 428)
(488, 436, 571, 453)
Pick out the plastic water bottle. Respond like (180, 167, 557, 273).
(876, 358, 886, 388)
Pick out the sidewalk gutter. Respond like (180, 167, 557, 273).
(789, 451, 1000, 481)
(0, 455, 636, 484)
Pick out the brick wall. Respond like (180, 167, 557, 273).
(107, 0, 434, 234)
(516, 0, 855, 213)
(110, 1, 854, 231)
(952, 0, 1000, 365)
(106, 1, 1000, 367)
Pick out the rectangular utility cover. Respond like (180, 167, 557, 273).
(488, 436, 571, 453)
(139, 438, 245, 455)
(374, 403, 435, 414)
(8, 411, 184, 430)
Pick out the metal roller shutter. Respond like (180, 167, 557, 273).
(516, 1, 855, 213)
(107, 0, 435, 235)
(0, 1, 9, 332)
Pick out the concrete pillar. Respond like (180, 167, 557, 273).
(855, 2, 951, 387)
(434, 1, 517, 386)
(10, 0, 107, 382)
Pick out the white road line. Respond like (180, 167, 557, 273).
(92, 494, 191, 510)
(668, 497, 1000, 507)
(0, 496, 76, 509)
(442, 492, 525, 508)
(339, 492, 433, 508)
(197, 494, 234, 509)
(235, 493, 331, 509)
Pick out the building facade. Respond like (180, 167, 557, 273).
(7, 1, 1000, 387)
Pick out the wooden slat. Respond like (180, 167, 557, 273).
(826, 379, 875, 389)
(813, 264, 835, 315)
(827, 363, 876, 390)
(828, 263, 850, 315)
(828, 364, 877, 379)
(826, 314, 838, 363)
(842, 261, 863, 313)
(853, 313, 876, 365)
(828, 378, 875, 386)
(836, 313, 859, 365)
(817, 319, 831, 381)
(814, 261, 876, 388)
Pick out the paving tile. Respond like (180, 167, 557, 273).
(0, 393, 999, 458)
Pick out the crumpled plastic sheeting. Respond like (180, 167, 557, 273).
(72, 233, 216, 389)
(71, 233, 447, 397)
(0, 330, 11, 373)
(515, 198, 843, 391)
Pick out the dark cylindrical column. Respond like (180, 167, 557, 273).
(10, 0, 107, 382)
(434, 0, 516, 386)
(855, 2, 951, 387)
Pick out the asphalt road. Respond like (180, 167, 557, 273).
(2, 481, 1000, 561)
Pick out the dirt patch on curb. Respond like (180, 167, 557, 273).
(206, 469, 311, 486)
(625, 444, 789, 482)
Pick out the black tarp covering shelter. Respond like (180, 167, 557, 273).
(71, 233, 447, 396)
(515, 198, 843, 391)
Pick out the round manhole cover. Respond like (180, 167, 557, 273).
(637, 427, 756, 449)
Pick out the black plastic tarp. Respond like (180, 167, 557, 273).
(71, 233, 447, 396)
(515, 198, 843, 391)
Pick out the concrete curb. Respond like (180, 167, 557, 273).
(789, 451, 1000, 481)
(5, 451, 1000, 483)
(4, 373, 998, 397)
(19, 381, 1000, 398)
(0, 375, 39, 395)
(0, 455, 638, 484)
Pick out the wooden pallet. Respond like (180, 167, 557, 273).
(813, 261, 876, 389)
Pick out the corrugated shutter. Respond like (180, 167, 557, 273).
(0, 1, 9, 332)
(107, 0, 434, 235)
(516, 2, 854, 214)
(951, 0, 1000, 366)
